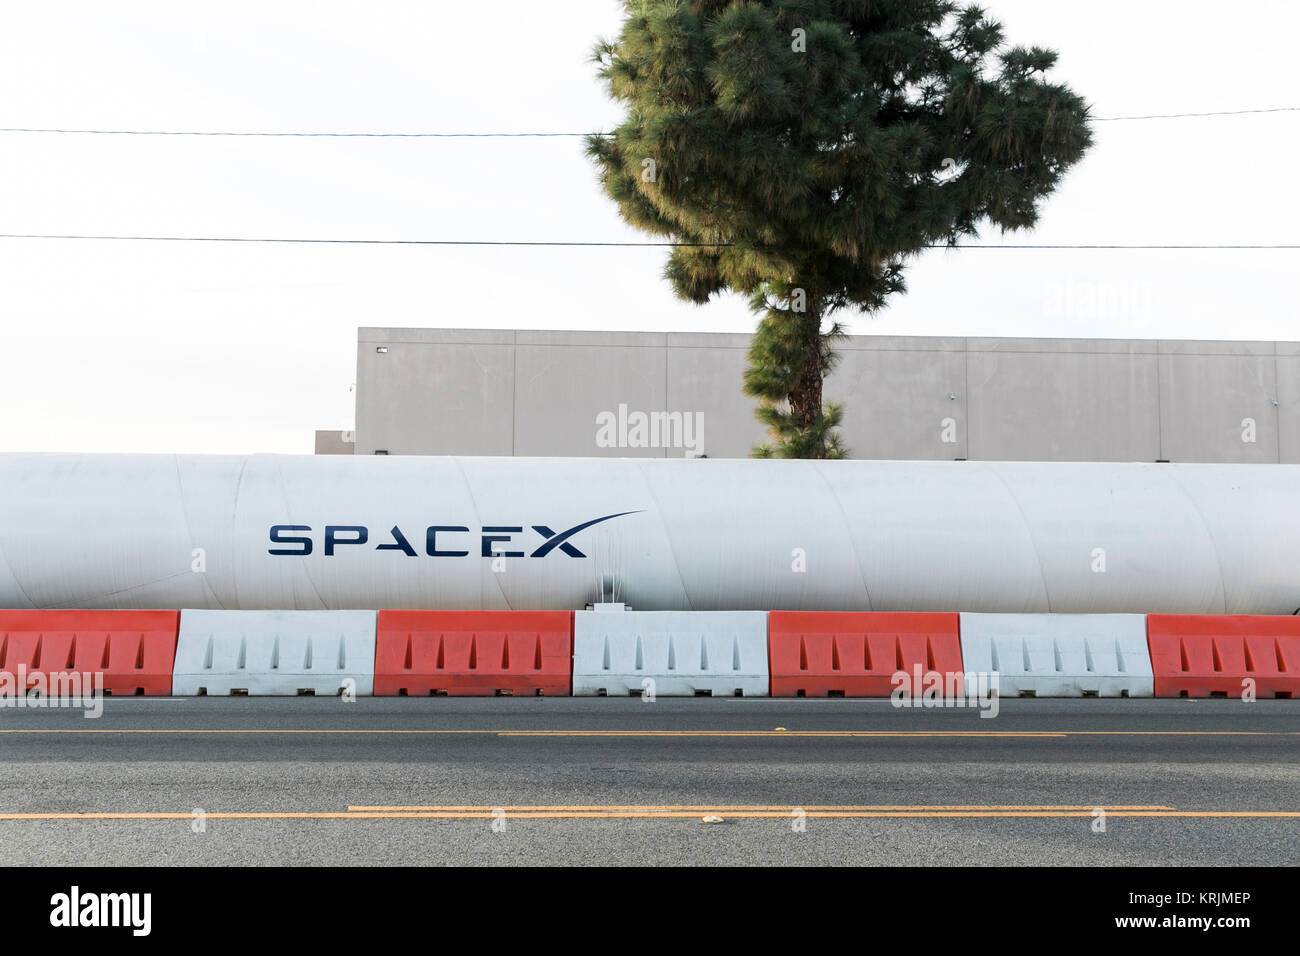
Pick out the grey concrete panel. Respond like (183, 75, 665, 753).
(1158, 339, 1277, 356)
(666, 331, 752, 350)
(518, 330, 667, 349)
(966, 349, 1160, 462)
(1158, 351, 1279, 463)
(666, 343, 765, 458)
(968, 337, 1157, 355)
(1274, 345, 1299, 464)
(313, 430, 354, 456)
(827, 345, 968, 460)
(359, 327, 516, 347)
(355, 336, 515, 456)
(513, 343, 668, 458)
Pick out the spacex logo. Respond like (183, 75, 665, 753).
(268, 511, 639, 559)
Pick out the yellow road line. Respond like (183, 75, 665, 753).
(0, 733, 501, 738)
(497, 731, 1069, 737)
(0, 728, 1293, 737)
(348, 804, 1177, 812)
(1, 809, 1297, 820)
(0, 729, 1072, 738)
(492, 730, 1300, 737)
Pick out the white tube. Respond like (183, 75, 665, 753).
(0, 454, 1295, 614)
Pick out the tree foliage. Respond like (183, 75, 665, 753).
(588, 0, 1092, 457)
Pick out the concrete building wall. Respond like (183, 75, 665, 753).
(1279, 342, 1300, 465)
(353, 328, 1299, 463)
(514, 331, 668, 457)
(827, 336, 970, 460)
(963, 338, 1161, 463)
(1157, 340, 1280, 464)
(313, 430, 355, 456)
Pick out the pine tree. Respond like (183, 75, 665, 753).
(588, 1, 1092, 458)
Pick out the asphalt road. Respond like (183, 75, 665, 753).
(1, 697, 1297, 865)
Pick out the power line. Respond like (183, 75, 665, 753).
(1093, 107, 1299, 121)
(936, 243, 1300, 249)
(0, 128, 600, 138)
(0, 234, 723, 246)
(0, 107, 1293, 138)
(0, 233, 1294, 249)
(0, 128, 596, 138)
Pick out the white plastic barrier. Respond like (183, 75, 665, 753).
(173, 610, 377, 696)
(573, 611, 769, 697)
(960, 613, 1154, 698)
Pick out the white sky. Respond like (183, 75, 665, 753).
(0, 0, 1296, 454)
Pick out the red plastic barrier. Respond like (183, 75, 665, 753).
(374, 610, 573, 697)
(0, 610, 181, 697)
(768, 612, 964, 698)
(1147, 615, 1300, 699)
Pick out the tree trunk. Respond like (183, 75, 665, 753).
(787, 306, 826, 458)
